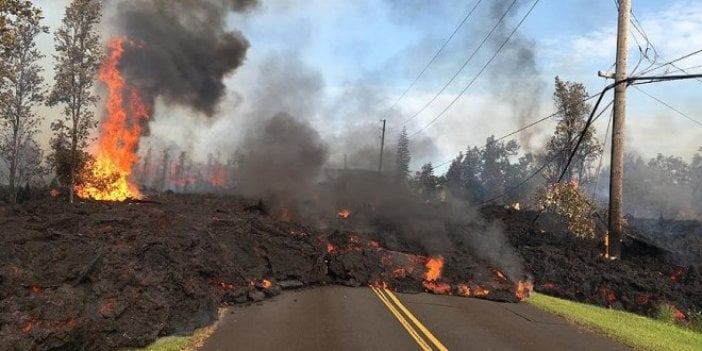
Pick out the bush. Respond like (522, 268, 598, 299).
(538, 181, 598, 239)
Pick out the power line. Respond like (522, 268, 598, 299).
(408, 0, 540, 137)
(633, 86, 702, 127)
(382, 0, 484, 119)
(639, 48, 702, 76)
(556, 90, 612, 183)
(433, 91, 604, 170)
(637, 48, 702, 86)
(400, 0, 519, 125)
(481, 98, 613, 205)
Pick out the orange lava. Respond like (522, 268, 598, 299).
(76, 38, 150, 201)
(22, 319, 36, 334)
(423, 281, 452, 295)
(29, 285, 44, 294)
(473, 286, 490, 297)
(261, 279, 272, 289)
(516, 280, 533, 301)
(337, 208, 352, 219)
(494, 270, 507, 281)
(326, 242, 335, 253)
(670, 267, 686, 282)
(456, 284, 471, 297)
(424, 256, 444, 281)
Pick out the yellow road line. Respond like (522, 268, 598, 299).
(370, 286, 433, 351)
(383, 288, 449, 351)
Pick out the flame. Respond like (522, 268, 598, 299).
(337, 208, 352, 219)
(49, 189, 60, 197)
(494, 270, 507, 281)
(424, 256, 443, 281)
(76, 38, 150, 201)
(516, 280, 533, 301)
(261, 279, 272, 289)
(326, 242, 335, 253)
(208, 165, 227, 187)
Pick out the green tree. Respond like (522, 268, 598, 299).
(545, 77, 602, 183)
(48, 0, 102, 203)
(395, 126, 411, 182)
(482, 135, 519, 202)
(416, 162, 437, 200)
(0, 1, 46, 204)
(460, 146, 484, 202)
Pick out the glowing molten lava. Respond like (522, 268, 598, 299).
(424, 256, 444, 281)
(76, 38, 150, 201)
(337, 208, 352, 219)
(516, 280, 533, 301)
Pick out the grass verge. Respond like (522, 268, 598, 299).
(123, 309, 224, 351)
(528, 293, 702, 351)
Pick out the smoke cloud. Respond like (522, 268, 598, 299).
(487, 0, 545, 152)
(111, 0, 258, 116)
(236, 113, 329, 204)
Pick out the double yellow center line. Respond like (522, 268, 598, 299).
(370, 286, 448, 351)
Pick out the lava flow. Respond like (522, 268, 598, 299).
(76, 38, 150, 201)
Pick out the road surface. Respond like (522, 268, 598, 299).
(201, 286, 629, 351)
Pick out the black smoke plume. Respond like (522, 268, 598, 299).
(111, 0, 257, 116)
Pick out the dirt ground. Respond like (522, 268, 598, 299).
(1, 194, 700, 350)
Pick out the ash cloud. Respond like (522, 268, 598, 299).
(111, 0, 258, 116)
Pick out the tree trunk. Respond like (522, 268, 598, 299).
(9, 151, 17, 205)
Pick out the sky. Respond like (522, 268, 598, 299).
(31, 0, 702, 172)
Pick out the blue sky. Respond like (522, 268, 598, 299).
(34, 0, 702, 171)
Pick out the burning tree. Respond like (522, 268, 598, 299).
(0, 1, 46, 204)
(48, 0, 103, 203)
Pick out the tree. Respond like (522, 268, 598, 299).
(417, 162, 437, 200)
(460, 146, 485, 202)
(0, 2, 46, 204)
(47, 0, 102, 203)
(395, 126, 410, 182)
(482, 135, 519, 201)
(545, 77, 602, 183)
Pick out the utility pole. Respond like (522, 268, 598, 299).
(608, 0, 631, 260)
(378, 119, 386, 173)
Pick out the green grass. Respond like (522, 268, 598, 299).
(124, 336, 192, 351)
(528, 293, 702, 351)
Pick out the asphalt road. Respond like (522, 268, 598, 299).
(200, 286, 629, 351)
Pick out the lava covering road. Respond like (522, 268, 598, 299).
(1, 194, 700, 350)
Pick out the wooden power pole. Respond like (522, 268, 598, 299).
(608, 0, 631, 260)
(378, 119, 387, 173)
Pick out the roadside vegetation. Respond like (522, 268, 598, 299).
(528, 293, 702, 351)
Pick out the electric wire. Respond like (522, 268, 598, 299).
(408, 0, 540, 137)
(382, 0, 484, 120)
(400, 0, 519, 126)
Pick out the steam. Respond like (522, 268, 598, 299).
(110, 0, 258, 116)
